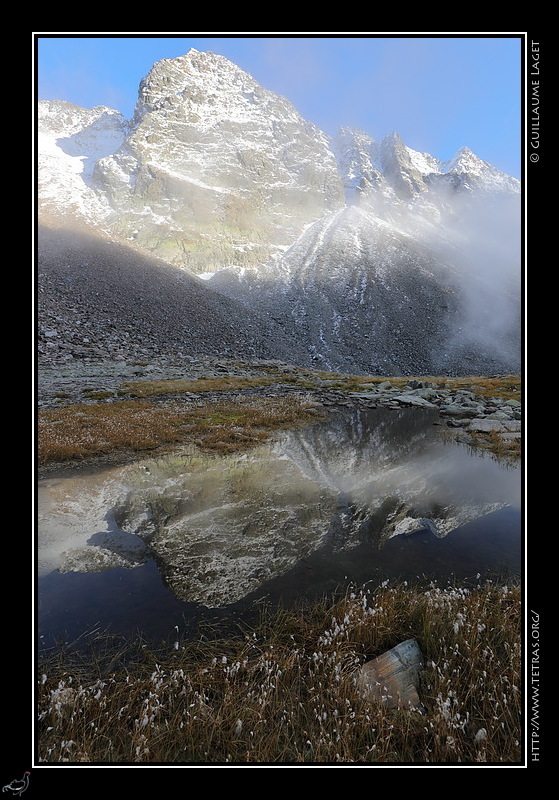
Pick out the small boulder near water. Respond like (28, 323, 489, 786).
(355, 638, 425, 712)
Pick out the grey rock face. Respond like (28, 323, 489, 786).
(37, 49, 521, 376)
(90, 49, 344, 274)
(38, 100, 128, 221)
(333, 127, 393, 204)
(380, 131, 430, 200)
(210, 201, 520, 376)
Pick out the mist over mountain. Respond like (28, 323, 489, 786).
(37, 48, 521, 375)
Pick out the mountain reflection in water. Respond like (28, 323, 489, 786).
(37, 407, 521, 644)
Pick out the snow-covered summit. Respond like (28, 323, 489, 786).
(333, 127, 519, 210)
(133, 48, 300, 127)
(38, 49, 519, 256)
(38, 100, 128, 222)
(39, 49, 345, 272)
(37, 49, 521, 377)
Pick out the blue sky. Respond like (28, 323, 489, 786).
(35, 34, 523, 178)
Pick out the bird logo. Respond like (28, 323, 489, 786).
(2, 773, 30, 796)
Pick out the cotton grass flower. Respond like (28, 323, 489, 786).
(37, 579, 521, 764)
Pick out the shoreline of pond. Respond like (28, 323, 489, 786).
(37, 357, 522, 479)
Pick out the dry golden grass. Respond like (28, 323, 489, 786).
(38, 374, 521, 467)
(37, 580, 522, 764)
(182, 398, 322, 453)
(323, 374, 522, 400)
(119, 376, 277, 397)
(469, 429, 522, 463)
(38, 400, 183, 463)
(439, 375, 521, 401)
(37, 396, 324, 465)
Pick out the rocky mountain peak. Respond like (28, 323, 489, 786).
(379, 132, 434, 199)
(133, 49, 263, 123)
(81, 49, 345, 274)
(38, 100, 128, 144)
(38, 101, 128, 222)
(37, 49, 521, 377)
(333, 127, 387, 203)
(441, 146, 519, 194)
(448, 145, 488, 170)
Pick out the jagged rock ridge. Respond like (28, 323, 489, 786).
(37, 49, 521, 375)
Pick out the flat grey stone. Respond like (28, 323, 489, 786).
(502, 420, 522, 432)
(355, 639, 425, 712)
(467, 419, 506, 433)
(440, 404, 479, 417)
(393, 394, 437, 408)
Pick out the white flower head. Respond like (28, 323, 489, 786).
(475, 728, 488, 742)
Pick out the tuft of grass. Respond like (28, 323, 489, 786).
(37, 579, 521, 764)
(38, 400, 185, 464)
(81, 389, 114, 400)
(468, 429, 521, 463)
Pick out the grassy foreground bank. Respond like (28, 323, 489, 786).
(38, 395, 325, 465)
(37, 579, 521, 764)
(37, 373, 521, 467)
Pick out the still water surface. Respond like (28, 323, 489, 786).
(37, 408, 521, 650)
